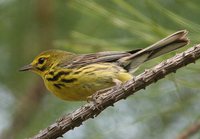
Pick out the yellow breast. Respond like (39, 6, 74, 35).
(43, 63, 133, 101)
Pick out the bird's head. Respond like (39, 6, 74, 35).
(19, 49, 75, 76)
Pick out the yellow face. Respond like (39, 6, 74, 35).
(19, 54, 52, 76)
(19, 49, 76, 76)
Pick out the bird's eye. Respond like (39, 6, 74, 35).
(38, 57, 45, 64)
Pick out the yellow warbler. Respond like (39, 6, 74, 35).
(20, 30, 189, 101)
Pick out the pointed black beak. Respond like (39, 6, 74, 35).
(19, 64, 33, 71)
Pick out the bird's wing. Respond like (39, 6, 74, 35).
(59, 49, 141, 69)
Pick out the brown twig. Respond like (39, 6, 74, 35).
(30, 44, 200, 139)
(176, 120, 200, 139)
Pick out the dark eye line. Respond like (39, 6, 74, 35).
(36, 66, 46, 71)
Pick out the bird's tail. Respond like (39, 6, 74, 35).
(118, 30, 189, 72)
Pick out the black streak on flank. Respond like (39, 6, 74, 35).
(49, 71, 54, 75)
(73, 71, 82, 75)
(61, 78, 77, 83)
(54, 83, 65, 89)
(47, 71, 71, 81)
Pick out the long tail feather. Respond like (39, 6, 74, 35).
(118, 30, 189, 72)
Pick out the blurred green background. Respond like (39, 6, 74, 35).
(0, 0, 200, 139)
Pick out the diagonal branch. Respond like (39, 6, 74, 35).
(30, 44, 200, 139)
(176, 120, 200, 139)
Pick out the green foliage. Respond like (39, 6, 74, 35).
(0, 0, 200, 139)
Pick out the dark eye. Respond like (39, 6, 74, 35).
(38, 57, 45, 64)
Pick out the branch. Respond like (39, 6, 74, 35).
(176, 120, 200, 139)
(30, 44, 200, 139)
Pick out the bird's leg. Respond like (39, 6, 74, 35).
(87, 78, 122, 102)
(87, 87, 112, 103)
(112, 78, 122, 86)
(112, 78, 127, 93)
(112, 78, 132, 95)
(87, 79, 125, 112)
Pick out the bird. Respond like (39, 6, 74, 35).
(19, 30, 189, 101)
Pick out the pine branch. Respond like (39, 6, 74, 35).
(30, 44, 200, 139)
(176, 120, 200, 139)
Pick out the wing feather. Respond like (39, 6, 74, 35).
(59, 49, 141, 69)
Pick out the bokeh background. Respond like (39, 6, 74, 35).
(0, 0, 200, 139)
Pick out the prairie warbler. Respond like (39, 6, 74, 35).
(20, 30, 189, 101)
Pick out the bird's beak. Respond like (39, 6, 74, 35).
(19, 64, 33, 71)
